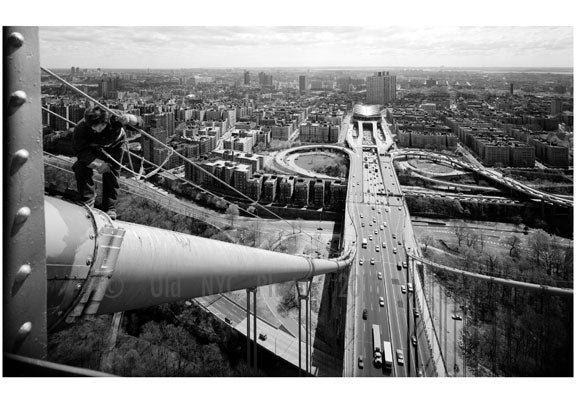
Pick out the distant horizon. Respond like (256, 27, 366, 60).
(40, 26, 573, 70)
(45, 66, 574, 72)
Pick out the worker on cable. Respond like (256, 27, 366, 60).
(72, 105, 142, 219)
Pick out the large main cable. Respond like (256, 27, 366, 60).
(40, 67, 303, 230)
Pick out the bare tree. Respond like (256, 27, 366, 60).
(225, 203, 240, 228)
(454, 222, 468, 247)
(420, 234, 435, 252)
(505, 235, 521, 258)
(465, 231, 479, 249)
(527, 229, 550, 266)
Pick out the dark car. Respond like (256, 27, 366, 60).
(362, 308, 368, 320)
(259, 333, 267, 341)
(452, 314, 463, 321)
(224, 317, 232, 324)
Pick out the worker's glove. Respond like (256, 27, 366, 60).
(88, 158, 111, 174)
(118, 114, 143, 126)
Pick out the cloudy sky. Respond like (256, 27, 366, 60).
(38, 26, 572, 69)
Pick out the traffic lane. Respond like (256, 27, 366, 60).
(379, 215, 410, 375)
(358, 206, 390, 377)
(380, 242, 407, 376)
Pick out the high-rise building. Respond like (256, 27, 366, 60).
(244, 70, 250, 85)
(299, 75, 307, 93)
(258, 72, 273, 88)
(551, 99, 563, 115)
(366, 71, 396, 105)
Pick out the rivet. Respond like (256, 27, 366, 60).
(15, 264, 32, 283)
(10, 149, 29, 176)
(9, 90, 27, 107)
(89, 233, 95, 239)
(11, 207, 31, 236)
(14, 206, 31, 224)
(7, 32, 25, 48)
(16, 322, 32, 341)
(86, 257, 92, 266)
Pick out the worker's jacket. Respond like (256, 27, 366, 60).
(72, 114, 130, 165)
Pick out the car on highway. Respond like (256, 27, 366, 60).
(369, 222, 373, 226)
(392, 233, 396, 239)
(379, 225, 384, 230)
(383, 221, 387, 227)
(402, 261, 407, 269)
(396, 263, 402, 271)
(317, 227, 323, 231)
(375, 245, 380, 252)
(224, 317, 232, 324)
(361, 222, 365, 227)
(398, 240, 402, 245)
(370, 258, 375, 265)
(382, 242, 386, 248)
(358, 355, 364, 369)
(411, 336, 417, 346)
(362, 308, 368, 320)
(393, 247, 397, 254)
(374, 230, 378, 235)
(452, 314, 463, 321)
(369, 235, 373, 241)
(396, 349, 405, 365)
(360, 214, 363, 218)
(385, 207, 389, 212)
(398, 207, 402, 211)
(259, 333, 267, 341)
(407, 283, 414, 293)
(379, 297, 385, 307)
(377, 272, 382, 280)
(359, 258, 364, 265)
(401, 285, 407, 294)
(413, 309, 420, 318)
(373, 218, 376, 223)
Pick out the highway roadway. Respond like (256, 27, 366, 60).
(348, 122, 431, 377)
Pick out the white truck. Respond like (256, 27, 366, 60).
(371, 324, 383, 368)
(383, 341, 393, 370)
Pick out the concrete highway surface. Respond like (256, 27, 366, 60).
(347, 119, 432, 377)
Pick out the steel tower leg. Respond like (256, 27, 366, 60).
(4, 26, 47, 361)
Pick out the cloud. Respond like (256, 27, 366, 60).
(39, 26, 573, 68)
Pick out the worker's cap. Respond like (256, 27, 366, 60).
(84, 106, 109, 126)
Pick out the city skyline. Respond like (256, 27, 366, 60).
(39, 26, 573, 70)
